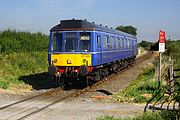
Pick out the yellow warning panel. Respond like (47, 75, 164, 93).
(51, 54, 91, 66)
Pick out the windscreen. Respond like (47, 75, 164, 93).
(50, 32, 91, 52)
(79, 32, 91, 52)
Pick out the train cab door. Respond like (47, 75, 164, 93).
(96, 32, 102, 65)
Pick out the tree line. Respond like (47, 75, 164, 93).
(0, 29, 49, 54)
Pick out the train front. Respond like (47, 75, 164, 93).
(48, 21, 94, 86)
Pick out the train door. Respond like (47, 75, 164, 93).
(96, 32, 102, 65)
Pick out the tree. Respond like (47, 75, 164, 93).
(115, 25, 137, 36)
(139, 40, 153, 50)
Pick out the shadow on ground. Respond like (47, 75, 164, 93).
(19, 72, 89, 90)
(96, 89, 113, 95)
(18, 72, 58, 90)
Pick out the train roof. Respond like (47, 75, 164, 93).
(50, 19, 136, 38)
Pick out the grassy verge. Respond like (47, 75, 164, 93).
(96, 111, 176, 120)
(0, 51, 48, 90)
(114, 62, 163, 103)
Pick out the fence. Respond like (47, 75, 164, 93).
(144, 50, 180, 120)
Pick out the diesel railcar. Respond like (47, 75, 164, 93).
(48, 19, 137, 86)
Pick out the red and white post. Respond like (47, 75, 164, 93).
(158, 30, 166, 87)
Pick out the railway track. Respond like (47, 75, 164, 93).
(0, 51, 153, 120)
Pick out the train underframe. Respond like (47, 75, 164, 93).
(49, 56, 136, 88)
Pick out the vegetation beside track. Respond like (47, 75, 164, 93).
(102, 40, 180, 120)
(0, 30, 49, 90)
(114, 40, 180, 103)
(97, 111, 176, 120)
(114, 60, 161, 103)
(0, 51, 48, 90)
(0, 29, 48, 54)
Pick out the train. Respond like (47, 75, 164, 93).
(48, 19, 138, 86)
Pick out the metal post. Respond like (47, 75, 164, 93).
(169, 57, 174, 93)
(158, 52, 162, 88)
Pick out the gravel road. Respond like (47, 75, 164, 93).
(0, 54, 154, 120)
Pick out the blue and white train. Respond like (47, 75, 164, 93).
(48, 19, 137, 86)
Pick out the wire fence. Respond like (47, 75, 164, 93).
(144, 50, 180, 119)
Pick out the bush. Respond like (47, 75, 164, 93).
(0, 52, 48, 89)
(0, 29, 49, 54)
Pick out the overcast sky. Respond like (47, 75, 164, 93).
(1, 0, 180, 42)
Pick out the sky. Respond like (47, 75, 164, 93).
(0, 0, 180, 42)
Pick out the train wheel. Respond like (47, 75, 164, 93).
(93, 71, 101, 81)
(56, 76, 65, 88)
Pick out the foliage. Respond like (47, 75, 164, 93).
(115, 25, 137, 36)
(138, 41, 153, 50)
(150, 42, 158, 51)
(166, 40, 180, 67)
(0, 52, 48, 89)
(97, 112, 163, 120)
(0, 29, 49, 54)
(114, 64, 161, 103)
(97, 116, 120, 120)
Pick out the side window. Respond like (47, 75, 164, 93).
(107, 36, 113, 49)
(97, 35, 101, 49)
(107, 36, 110, 49)
(102, 35, 107, 49)
(124, 38, 127, 48)
(52, 32, 57, 51)
(118, 38, 122, 48)
(125, 38, 128, 48)
(115, 37, 119, 49)
(129, 39, 131, 48)
(127, 39, 130, 48)
(52, 32, 63, 52)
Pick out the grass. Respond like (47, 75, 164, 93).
(97, 112, 164, 120)
(0, 51, 48, 90)
(114, 63, 160, 103)
(97, 111, 180, 120)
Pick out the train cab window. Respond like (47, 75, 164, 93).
(79, 32, 91, 52)
(64, 32, 77, 52)
(51, 32, 63, 52)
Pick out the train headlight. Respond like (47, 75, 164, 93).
(67, 59, 72, 64)
(55, 72, 61, 77)
(52, 59, 58, 64)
